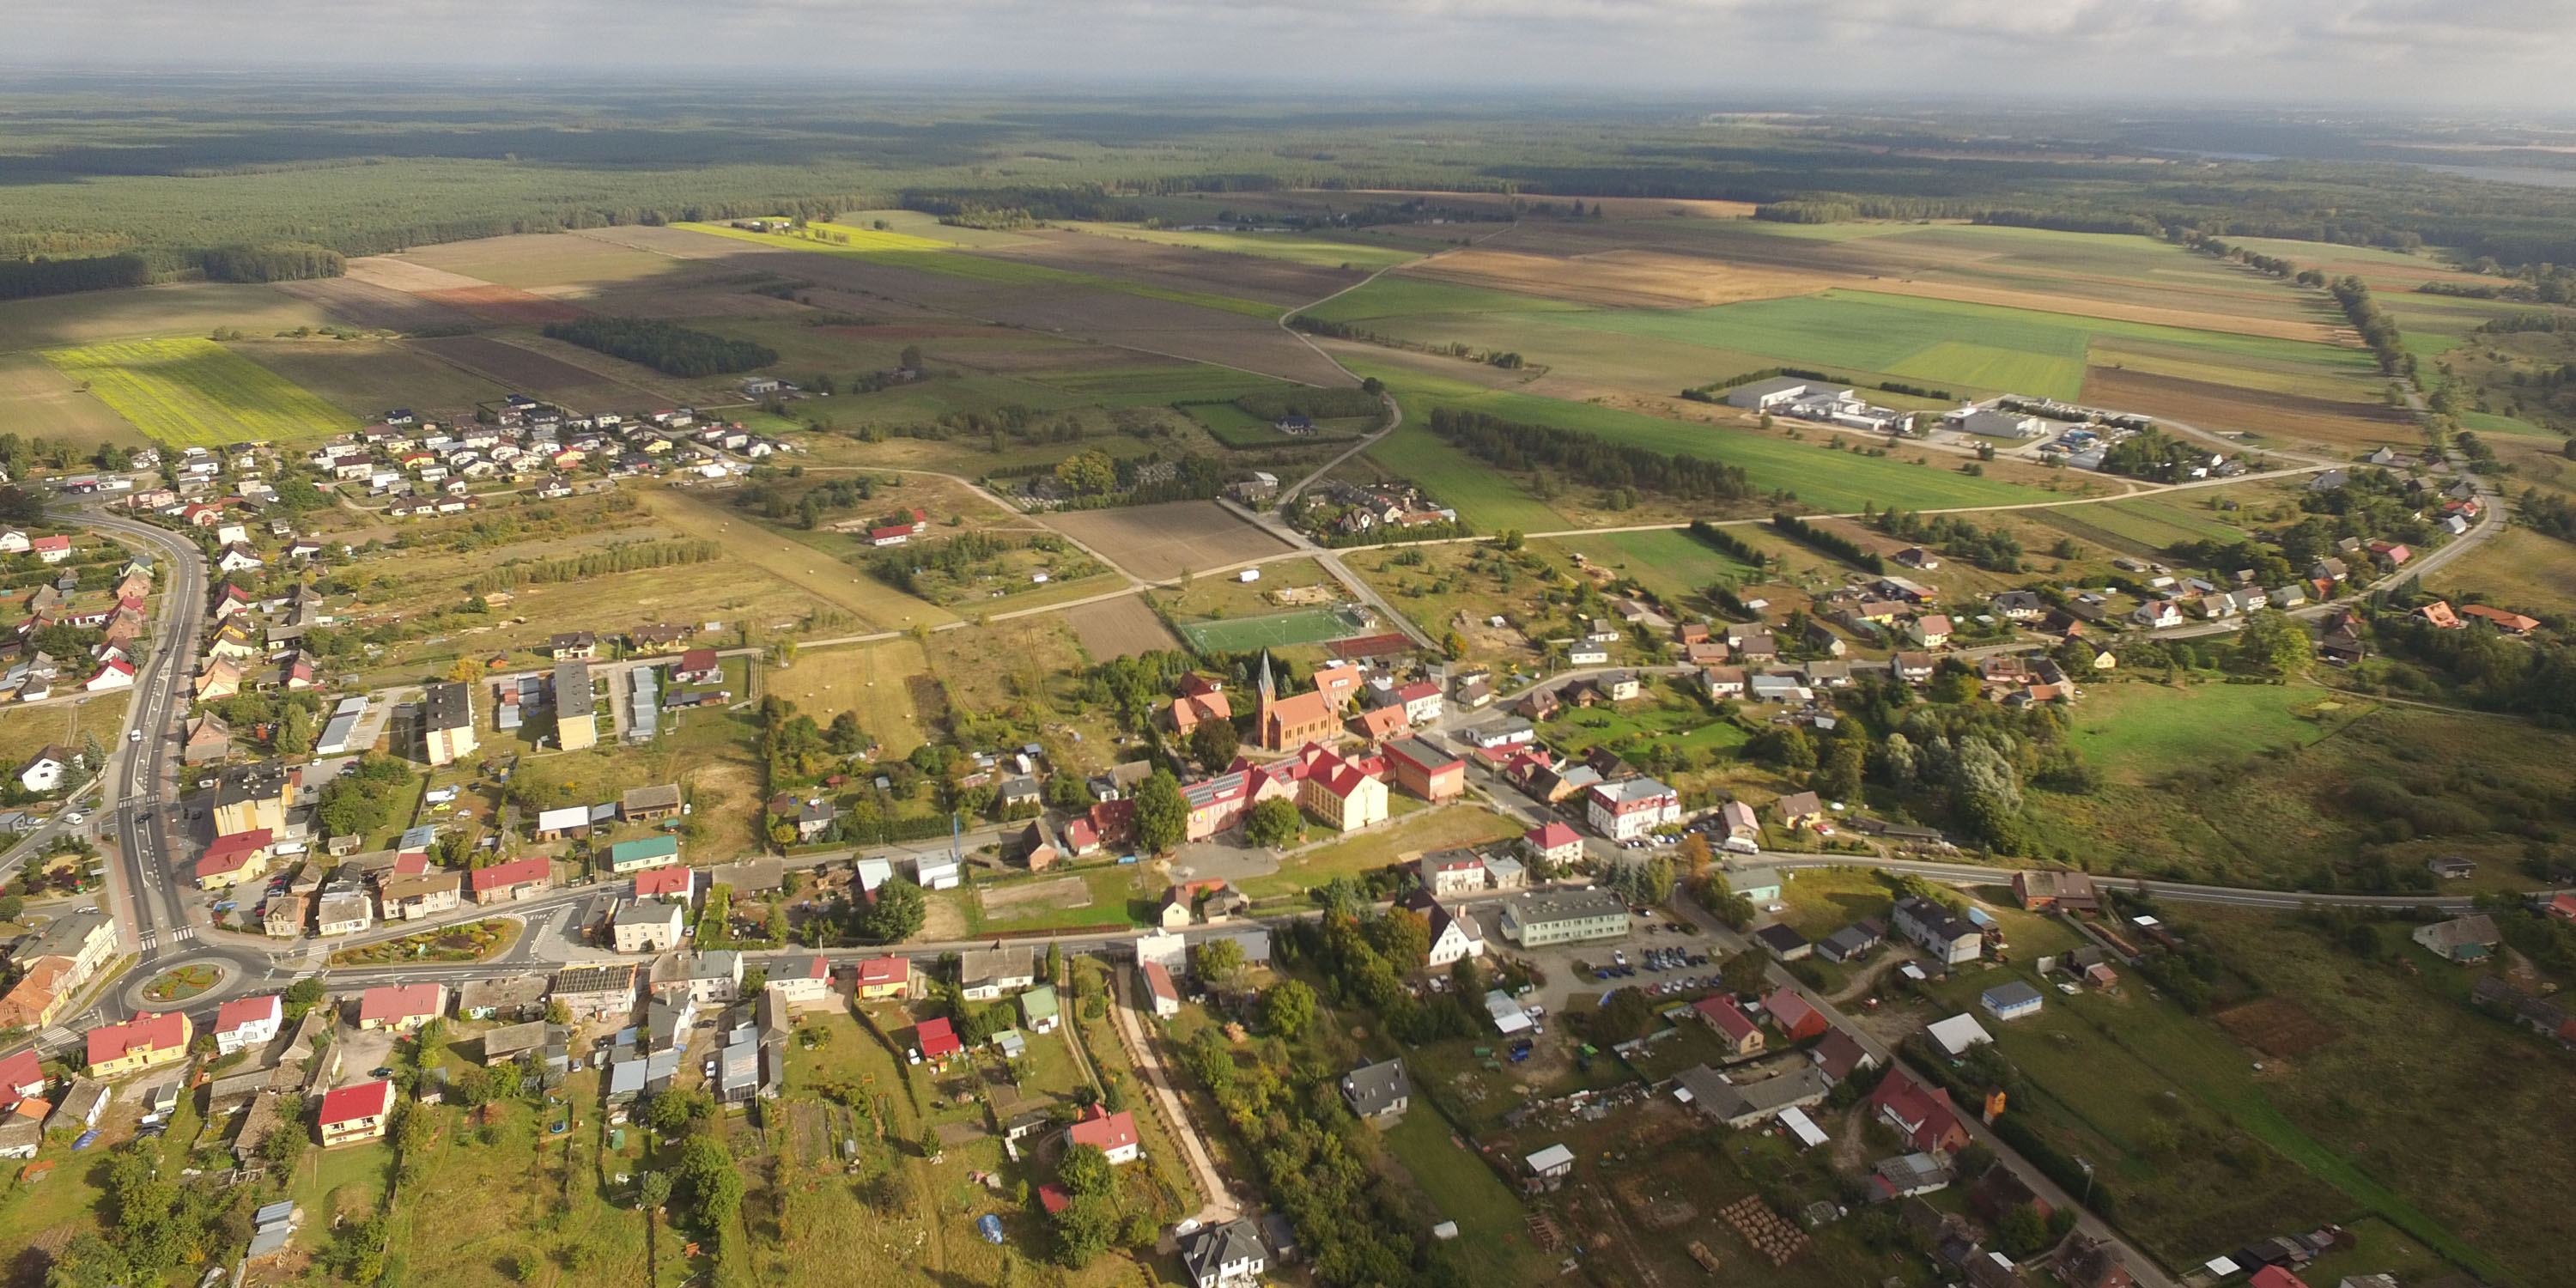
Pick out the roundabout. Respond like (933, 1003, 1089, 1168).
(134, 962, 225, 1006)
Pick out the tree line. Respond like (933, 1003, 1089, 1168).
(1768, 512, 1884, 573)
(464, 538, 720, 594)
(2328, 275, 2412, 378)
(541, 317, 778, 378)
(1426, 406, 1753, 502)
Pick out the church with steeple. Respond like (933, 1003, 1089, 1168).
(1254, 651, 1338, 750)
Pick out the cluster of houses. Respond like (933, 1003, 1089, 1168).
(295, 400, 791, 506)
(192, 578, 335, 705)
(4, 538, 153, 702)
(0, 909, 119, 1033)
(1290, 480, 1457, 538)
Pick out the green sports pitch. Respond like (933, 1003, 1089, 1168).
(1178, 607, 1370, 653)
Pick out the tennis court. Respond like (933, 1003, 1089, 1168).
(1178, 607, 1370, 653)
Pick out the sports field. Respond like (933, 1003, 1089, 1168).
(40, 337, 360, 447)
(1177, 606, 1367, 653)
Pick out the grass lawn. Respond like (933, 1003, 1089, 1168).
(1352, 416, 1574, 533)
(2426, 526, 2576, 621)
(2067, 683, 2366, 783)
(1242, 805, 1522, 902)
(1534, 527, 1764, 604)
(43, 336, 361, 447)
(1380, 1109, 1548, 1287)
(1767, 866, 1895, 940)
(0, 693, 129, 772)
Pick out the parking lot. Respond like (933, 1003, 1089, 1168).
(1474, 905, 1720, 1018)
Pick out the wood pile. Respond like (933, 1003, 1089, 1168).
(1718, 1196, 1807, 1267)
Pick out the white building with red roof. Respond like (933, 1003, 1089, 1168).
(1064, 1103, 1139, 1165)
(633, 865, 697, 902)
(1298, 745, 1388, 832)
(214, 993, 283, 1056)
(356, 982, 446, 1033)
(1523, 822, 1583, 869)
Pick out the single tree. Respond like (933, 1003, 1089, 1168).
(1133, 770, 1188, 854)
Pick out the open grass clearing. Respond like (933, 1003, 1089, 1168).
(41, 336, 360, 447)
(2424, 526, 2576, 621)
(1532, 527, 1761, 604)
(1240, 805, 1520, 901)
(2068, 682, 2367, 784)
(0, 694, 128, 772)
(1379, 1108, 1549, 1287)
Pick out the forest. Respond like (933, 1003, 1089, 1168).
(541, 318, 778, 378)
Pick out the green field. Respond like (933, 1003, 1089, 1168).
(2458, 410, 2559, 439)
(1886, 339, 2086, 398)
(1177, 606, 1367, 653)
(1297, 276, 1597, 325)
(2068, 683, 2366, 781)
(42, 336, 361, 446)
(1029, 365, 1291, 404)
(1380, 1107, 1546, 1286)
(1534, 526, 1763, 601)
(677, 222, 1283, 318)
(1357, 361, 2057, 515)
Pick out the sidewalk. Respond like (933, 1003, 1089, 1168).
(1107, 965, 1236, 1225)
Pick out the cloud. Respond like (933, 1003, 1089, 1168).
(10, 0, 2576, 104)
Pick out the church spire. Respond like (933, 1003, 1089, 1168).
(1257, 650, 1276, 704)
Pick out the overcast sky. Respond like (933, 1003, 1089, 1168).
(15, 0, 2576, 107)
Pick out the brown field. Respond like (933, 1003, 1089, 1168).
(2082, 366, 2417, 449)
(1038, 501, 1292, 581)
(981, 228, 1363, 307)
(1337, 189, 1759, 222)
(270, 276, 480, 332)
(230, 338, 513, 421)
(415, 285, 587, 324)
(533, 283, 801, 321)
(390, 233, 681, 289)
(410, 334, 669, 407)
(816, 323, 1015, 341)
(644, 486, 961, 632)
(2214, 997, 2341, 1060)
(343, 255, 497, 295)
(0, 350, 137, 445)
(763, 637, 933, 753)
(1396, 248, 1830, 309)
(0, 282, 336, 354)
(1066, 593, 1181, 659)
(562, 224, 1355, 386)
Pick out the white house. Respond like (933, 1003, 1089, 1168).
(213, 993, 283, 1056)
(1586, 777, 1680, 841)
(1423, 902, 1485, 967)
(1180, 1219, 1269, 1288)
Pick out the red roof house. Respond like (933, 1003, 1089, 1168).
(1065, 1103, 1139, 1163)
(319, 1078, 398, 1145)
(1692, 995, 1764, 1054)
(634, 865, 696, 900)
(470, 855, 553, 903)
(357, 982, 446, 1031)
(0, 1048, 44, 1107)
(2248, 1268, 2311, 1288)
(1763, 987, 1830, 1042)
(194, 829, 274, 886)
(1869, 1069, 1970, 1155)
(915, 1017, 962, 1060)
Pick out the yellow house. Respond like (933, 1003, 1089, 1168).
(422, 681, 477, 767)
(1299, 750, 1389, 833)
(854, 957, 911, 1000)
(210, 763, 295, 836)
(87, 1012, 192, 1078)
